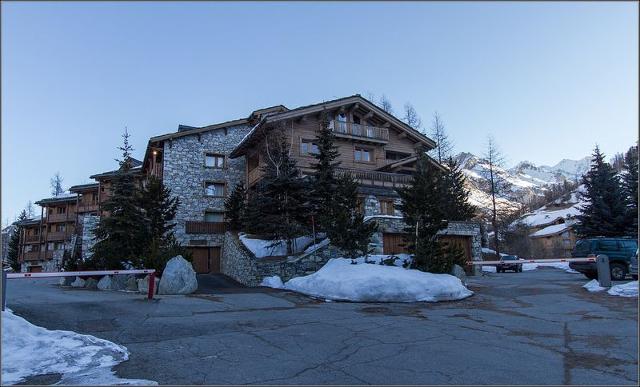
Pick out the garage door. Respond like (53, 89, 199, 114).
(187, 247, 221, 274)
(438, 235, 473, 273)
(383, 233, 410, 255)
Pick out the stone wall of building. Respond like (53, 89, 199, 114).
(162, 125, 252, 248)
(437, 221, 483, 275)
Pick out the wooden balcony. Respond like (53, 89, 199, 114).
(185, 221, 227, 234)
(77, 203, 99, 213)
(24, 235, 41, 243)
(46, 231, 71, 241)
(331, 121, 389, 143)
(23, 251, 53, 261)
(46, 213, 71, 222)
(336, 168, 413, 188)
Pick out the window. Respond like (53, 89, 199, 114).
(596, 240, 619, 251)
(300, 140, 319, 155)
(205, 182, 225, 197)
(355, 147, 372, 162)
(248, 154, 259, 172)
(621, 240, 638, 249)
(205, 153, 225, 168)
(57, 207, 66, 214)
(92, 193, 98, 203)
(204, 211, 224, 222)
(379, 199, 395, 215)
(386, 150, 411, 161)
(55, 224, 66, 232)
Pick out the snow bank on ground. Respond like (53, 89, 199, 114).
(354, 254, 412, 267)
(239, 234, 323, 258)
(260, 276, 284, 289)
(522, 262, 579, 273)
(283, 258, 472, 302)
(482, 266, 497, 273)
(583, 279, 606, 292)
(1, 309, 156, 385)
(607, 281, 639, 297)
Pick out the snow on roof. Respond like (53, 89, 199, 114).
(529, 223, 572, 238)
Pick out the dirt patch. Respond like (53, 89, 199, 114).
(16, 373, 62, 385)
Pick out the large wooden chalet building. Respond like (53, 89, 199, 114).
(16, 95, 482, 281)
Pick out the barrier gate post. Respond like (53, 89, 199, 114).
(2, 270, 7, 311)
(147, 272, 156, 300)
(596, 254, 611, 288)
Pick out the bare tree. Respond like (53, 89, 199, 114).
(366, 91, 376, 102)
(429, 112, 454, 163)
(482, 136, 512, 256)
(610, 152, 625, 173)
(379, 95, 394, 114)
(25, 201, 35, 218)
(402, 103, 422, 130)
(50, 172, 64, 196)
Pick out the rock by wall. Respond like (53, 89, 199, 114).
(162, 125, 252, 247)
(222, 232, 340, 287)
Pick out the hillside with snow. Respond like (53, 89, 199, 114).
(455, 152, 590, 216)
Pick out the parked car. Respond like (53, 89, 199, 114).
(496, 255, 523, 273)
(569, 237, 638, 281)
(630, 249, 638, 281)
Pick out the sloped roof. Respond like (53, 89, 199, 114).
(90, 158, 143, 180)
(35, 193, 78, 205)
(69, 183, 99, 193)
(530, 222, 574, 238)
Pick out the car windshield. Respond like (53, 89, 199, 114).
(574, 240, 591, 255)
(502, 255, 517, 261)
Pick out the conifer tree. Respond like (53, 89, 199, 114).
(622, 144, 638, 236)
(224, 182, 246, 231)
(398, 152, 452, 272)
(576, 146, 629, 237)
(90, 129, 148, 269)
(326, 173, 378, 260)
(310, 111, 341, 232)
(442, 156, 477, 221)
(244, 129, 311, 255)
(6, 210, 28, 272)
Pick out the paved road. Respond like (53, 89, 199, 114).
(5, 269, 638, 385)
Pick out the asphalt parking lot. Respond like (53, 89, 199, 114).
(5, 269, 638, 385)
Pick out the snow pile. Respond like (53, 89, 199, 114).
(583, 279, 606, 292)
(607, 281, 638, 297)
(482, 266, 497, 273)
(1, 309, 156, 385)
(283, 258, 473, 302)
(260, 276, 284, 289)
(522, 262, 579, 273)
(529, 223, 572, 238)
(239, 234, 321, 258)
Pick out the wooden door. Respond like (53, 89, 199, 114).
(187, 247, 221, 274)
(28, 266, 42, 273)
(439, 235, 473, 272)
(383, 233, 410, 254)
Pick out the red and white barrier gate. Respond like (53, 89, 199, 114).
(2, 269, 156, 311)
(465, 257, 596, 265)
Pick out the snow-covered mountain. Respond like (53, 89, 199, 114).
(455, 152, 590, 216)
(516, 185, 587, 228)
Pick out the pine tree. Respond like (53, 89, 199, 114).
(244, 129, 311, 255)
(310, 111, 341, 232)
(576, 146, 629, 237)
(90, 129, 148, 269)
(398, 152, 451, 272)
(622, 144, 638, 236)
(224, 182, 246, 231)
(326, 173, 378, 260)
(442, 157, 477, 221)
(139, 175, 179, 245)
(6, 210, 28, 272)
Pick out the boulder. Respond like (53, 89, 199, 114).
(110, 274, 133, 290)
(84, 278, 98, 289)
(97, 275, 113, 290)
(58, 277, 74, 286)
(70, 277, 85, 288)
(126, 276, 138, 291)
(137, 275, 159, 294)
(450, 264, 468, 286)
(158, 256, 198, 295)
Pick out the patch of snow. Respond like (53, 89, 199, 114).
(583, 279, 606, 292)
(529, 223, 571, 238)
(354, 254, 413, 267)
(239, 234, 318, 258)
(607, 281, 638, 297)
(302, 238, 330, 255)
(1, 309, 156, 385)
(482, 266, 497, 273)
(260, 276, 284, 289)
(362, 215, 403, 222)
(283, 258, 472, 302)
(521, 261, 579, 273)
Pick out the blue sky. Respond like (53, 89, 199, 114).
(2, 1, 638, 222)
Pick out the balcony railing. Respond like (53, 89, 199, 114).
(185, 221, 227, 234)
(25, 235, 41, 243)
(47, 213, 72, 222)
(77, 203, 99, 213)
(331, 120, 389, 142)
(23, 251, 53, 261)
(336, 167, 413, 188)
(46, 231, 71, 241)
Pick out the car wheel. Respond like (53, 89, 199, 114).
(610, 263, 627, 281)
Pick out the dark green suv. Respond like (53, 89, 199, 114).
(570, 237, 638, 280)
